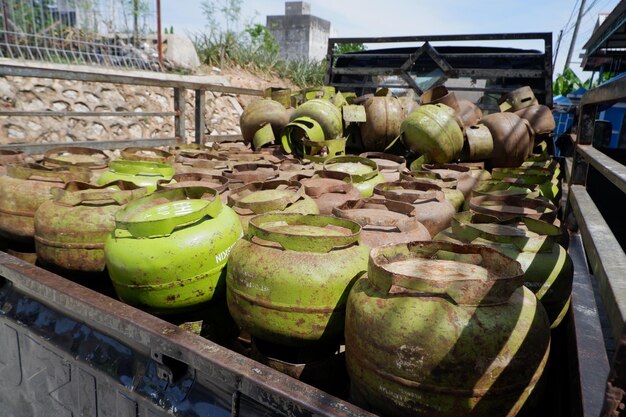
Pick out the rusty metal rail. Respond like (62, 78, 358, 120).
(565, 74, 626, 416)
(0, 59, 263, 153)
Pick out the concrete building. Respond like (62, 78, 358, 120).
(266, 2, 331, 62)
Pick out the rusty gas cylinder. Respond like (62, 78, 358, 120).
(491, 166, 561, 205)
(457, 99, 483, 127)
(480, 112, 534, 168)
(420, 85, 459, 111)
(159, 173, 231, 203)
(209, 141, 251, 153)
(373, 181, 456, 236)
(0, 163, 91, 242)
(105, 186, 243, 314)
(173, 151, 231, 175)
(499, 86, 538, 112)
(422, 163, 479, 198)
(359, 152, 406, 182)
(435, 211, 573, 328)
(463, 124, 494, 161)
(472, 180, 541, 201)
(276, 157, 316, 180)
(345, 241, 550, 417)
(34, 181, 147, 272)
(291, 171, 361, 214)
(401, 104, 464, 163)
(514, 105, 555, 138)
(120, 146, 175, 164)
(360, 96, 404, 151)
(469, 194, 558, 224)
(222, 163, 279, 188)
(227, 180, 319, 232)
(43, 146, 109, 169)
(43, 146, 110, 182)
(333, 198, 431, 246)
(322, 155, 386, 198)
(226, 213, 369, 347)
(400, 169, 465, 211)
(0, 150, 26, 176)
(240, 98, 290, 149)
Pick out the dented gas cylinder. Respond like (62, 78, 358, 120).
(345, 241, 550, 417)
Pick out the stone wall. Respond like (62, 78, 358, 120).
(0, 75, 243, 146)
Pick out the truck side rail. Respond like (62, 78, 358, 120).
(0, 59, 263, 153)
(0, 251, 373, 417)
(325, 33, 553, 106)
(565, 76, 626, 416)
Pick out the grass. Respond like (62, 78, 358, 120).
(193, 30, 326, 88)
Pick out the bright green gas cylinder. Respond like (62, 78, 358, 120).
(105, 186, 243, 313)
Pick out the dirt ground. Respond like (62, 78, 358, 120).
(200, 64, 296, 108)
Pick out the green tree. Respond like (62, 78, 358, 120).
(333, 42, 366, 54)
(553, 68, 583, 96)
(244, 23, 279, 55)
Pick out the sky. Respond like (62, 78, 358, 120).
(159, 0, 621, 81)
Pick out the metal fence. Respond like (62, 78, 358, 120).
(0, 0, 163, 71)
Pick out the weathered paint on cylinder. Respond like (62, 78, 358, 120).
(227, 213, 370, 347)
(291, 99, 343, 140)
(43, 146, 109, 169)
(345, 241, 550, 417)
(463, 124, 494, 161)
(222, 163, 279, 188)
(158, 172, 230, 203)
(120, 146, 175, 164)
(514, 105, 555, 136)
(359, 152, 405, 182)
(333, 198, 431, 246)
(498, 86, 538, 112)
(34, 181, 147, 272)
(491, 166, 562, 204)
(292, 171, 362, 215)
(97, 160, 175, 192)
(399, 170, 465, 211)
(240, 98, 290, 147)
(105, 186, 243, 314)
(323, 156, 386, 197)
(374, 180, 456, 236)
(422, 163, 477, 198)
(401, 104, 464, 163)
(457, 99, 483, 127)
(227, 180, 319, 232)
(43, 146, 110, 182)
(420, 85, 459, 111)
(360, 96, 404, 151)
(469, 194, 558, 224)
(0, 150, 26, 176)
(480, 112, 533, 168)
(0, 163, 92, 242)
(435, 212, 573, 328)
